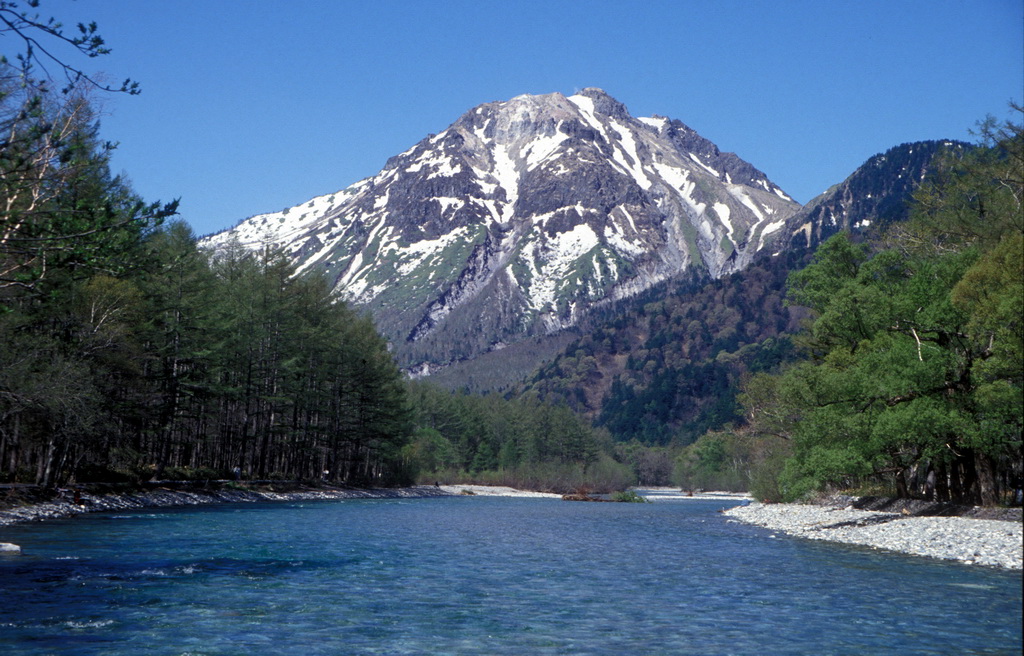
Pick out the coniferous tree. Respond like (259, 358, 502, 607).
(741, 111, 1022, 504)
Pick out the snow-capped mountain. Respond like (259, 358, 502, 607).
(203, 88, 801, 370)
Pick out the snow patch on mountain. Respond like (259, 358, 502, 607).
(608, 117, 653, 189)
(491, 143, 519, 223)
(202, 89, 804, 371)
(205, 188, 349, 249)
(688, 152, 720, 177)
(637, 116, 668, 131)
(653, 162, 706, 216)
(522, 222, 601, 313)
(727, 184, 765, 221)
(525, 128, 569, 170)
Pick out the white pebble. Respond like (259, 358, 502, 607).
(725, 502, 1022, 570)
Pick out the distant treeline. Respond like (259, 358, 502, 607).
(405, 382, 635, 493)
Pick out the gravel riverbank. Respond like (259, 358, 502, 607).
(725, 501, 1023, 570)
(0, 484, 453, 527)
(437, 484, 562, 498)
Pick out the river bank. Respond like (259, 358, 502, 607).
(1, 481, 616, 529)
(725, 498, 1023, 570)
(437, 484, 562, 498)
(0, 482, 454, 527)
(0, 482, 746, 528)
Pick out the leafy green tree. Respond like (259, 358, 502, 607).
(750, 233, 1019, 502)
(128, 221, 220, 476)
(0, 88, 171, 484)
(674, 430, 766, 492)
(742, 110, 1022, 505)
(0, 316, 100, 484)
(895, 108, 1022, 254)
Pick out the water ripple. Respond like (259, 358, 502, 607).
(0, 497, 1019, 655)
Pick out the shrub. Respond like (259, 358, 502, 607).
(611, 490, 649, 503)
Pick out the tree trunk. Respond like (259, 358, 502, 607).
(974, 451, 999, 506)
(894, 466, 910, 498)
(957, 449, 979, 505)
(3, 412, 20, 478)
(37, 434, 57, 488)
(934, 461, 950, 502)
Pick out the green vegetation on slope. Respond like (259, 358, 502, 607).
(523, 254, 810, 445)
(738, 111, 1023, 504)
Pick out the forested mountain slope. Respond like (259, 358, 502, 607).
(519, 141, 965, 444)
(521, 252, 810, 444)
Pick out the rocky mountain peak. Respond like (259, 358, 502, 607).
(203, 90, 802, 373)
(573, 87, 631, 118)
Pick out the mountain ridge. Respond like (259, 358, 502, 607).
(784, 139, 971, 249)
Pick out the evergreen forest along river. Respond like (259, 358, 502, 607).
(1, 495, 1021, 655)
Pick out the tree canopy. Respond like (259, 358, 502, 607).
(1, 6, 413, 487)
(741, 109, 1022, 504)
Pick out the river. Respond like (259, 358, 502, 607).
(1, 495, 1020, 654)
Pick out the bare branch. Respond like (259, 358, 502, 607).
(0, 2, 138, 94)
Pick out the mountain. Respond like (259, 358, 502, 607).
(784, 140, 970, 249)
(519, 252, 809, 444)
(202, 89, 801, 371)
(520, 140, 969, 444)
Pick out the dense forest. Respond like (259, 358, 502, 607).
(0, 12, 414, 487)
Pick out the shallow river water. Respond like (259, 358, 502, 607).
(1, 495, 1021, 655)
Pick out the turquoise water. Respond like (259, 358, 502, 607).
(1, 496, 1021, 655)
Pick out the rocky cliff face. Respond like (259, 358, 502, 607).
(784, 140, 970, 249)
(203, 89, 802, 370)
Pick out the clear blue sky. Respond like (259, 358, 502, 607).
(20, 0, 1024, 237)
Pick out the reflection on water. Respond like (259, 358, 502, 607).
(1, 496, 1021, 655)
